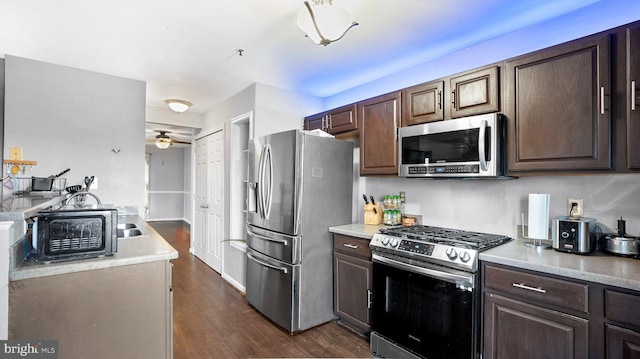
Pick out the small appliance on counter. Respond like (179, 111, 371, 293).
(601, 217, 639, 258)
(552, 216, 598, 254)
(36, 206, 118, 262)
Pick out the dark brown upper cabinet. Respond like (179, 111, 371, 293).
(358, 92, 400, 176)
(626, 25, 640, 170)
(449, 66, 500, 119)
(303, 104, 357, 135)
(303, 113, 324, 131)
(504, 33, 612, 174)
(327, 104, 358, 134)
(402, 80, 444, 126)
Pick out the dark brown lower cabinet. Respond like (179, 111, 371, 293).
(483, 262, 640, 359)
(483, 293, 589, 359)
(606, 324, 640, 358)
(333, 234, 372, 335)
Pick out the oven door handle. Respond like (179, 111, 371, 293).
(372, 253, 474, 288)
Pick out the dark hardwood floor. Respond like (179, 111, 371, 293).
(149, 221, 373, 359)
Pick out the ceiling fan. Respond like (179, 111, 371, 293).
(147, 130, 191, 149)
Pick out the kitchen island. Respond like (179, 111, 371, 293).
(1, 193, 178, 359)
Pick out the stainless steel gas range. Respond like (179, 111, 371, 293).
(369, 225, 512, 359)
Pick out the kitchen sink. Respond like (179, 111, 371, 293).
(117, 222, 146, 238)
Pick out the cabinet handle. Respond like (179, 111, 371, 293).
(367, 289, 372, 309)
(437, 90, 442, 109)
(327, 115, 332, 129)
(451, 89, 456, 110)
(600, 87, 605, 115)
(343, 243, 358, 249)
(632, 81, 636, 111)
(512, 283, 546, 293)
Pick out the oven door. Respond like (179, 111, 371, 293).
(371, 253, 478, 359)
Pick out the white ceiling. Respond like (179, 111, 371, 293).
(1, 0, 601, 116)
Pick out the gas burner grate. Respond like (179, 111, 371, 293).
(380, 225, 510, 251)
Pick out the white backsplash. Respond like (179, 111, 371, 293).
(357, 174, 640, 238)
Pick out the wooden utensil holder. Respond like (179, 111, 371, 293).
(364, 204, 383, 225)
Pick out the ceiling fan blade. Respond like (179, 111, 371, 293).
(172, 140, 192, 145)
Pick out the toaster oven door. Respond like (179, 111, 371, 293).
(37, 209, 117, 261)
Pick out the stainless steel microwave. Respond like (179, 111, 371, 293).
(398, 113, 507, 178)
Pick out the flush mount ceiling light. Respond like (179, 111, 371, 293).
(297, 0, 358, 46)
(165, 99, 192, 113)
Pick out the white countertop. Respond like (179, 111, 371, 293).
(480, 239, 640, 291)
(328, 223, 388, 239)
(10, 219, 178, 281)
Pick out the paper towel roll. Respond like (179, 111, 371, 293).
(528, 193, 550, 240)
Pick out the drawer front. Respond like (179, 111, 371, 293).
(334, 234, 371, 259)
(484, 264, 588, 314)
(606, 290, 640, 329)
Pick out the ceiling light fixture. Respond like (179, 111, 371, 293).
(155, 133, 173, 149)
(165, 99, 192, 113)
(297, 0, 358, 46)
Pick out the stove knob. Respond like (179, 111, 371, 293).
(446, 248, 458, 260)
(460, 251, 471, 263)
(381, 237, 390, 246)
(390, 238, 399, 247)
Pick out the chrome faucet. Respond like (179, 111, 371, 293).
(67, 191, 102, 207)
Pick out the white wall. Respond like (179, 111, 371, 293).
(146, 145, 188, 221)
(3, 55, 146, 211)
(200, 83, 321, 291)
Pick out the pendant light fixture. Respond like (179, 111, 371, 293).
(297, 0, 358, 46)
(165, 99, 192, 113)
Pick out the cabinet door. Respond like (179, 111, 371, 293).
(402, 80, 444, 126)
(450, 66, 500, 118)
(327, 104, 357, 134)
(606, 324, 640, 359)
(484, 293, 589, 359)
(358, 92, 401, 175)
(505, 34, 611, 173)
(627, 25, 640, 169)
(334, 251, 372, 334)
(304, 113, 325, 131)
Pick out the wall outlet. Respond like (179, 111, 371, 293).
(400, 191, 406, 203)
(568, 198, 583, 217)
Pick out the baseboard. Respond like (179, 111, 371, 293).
(222, 273, 246, 294)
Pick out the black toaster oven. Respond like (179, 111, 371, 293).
(37, 208, 118, 262)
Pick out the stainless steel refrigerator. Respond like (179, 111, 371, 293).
(246, 129, 353, 333)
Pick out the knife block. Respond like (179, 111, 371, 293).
(364, 204, 383, 225)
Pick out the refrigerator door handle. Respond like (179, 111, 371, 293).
(247, 252, 288, 274)
(246, 228, 289, 246)
(264, 144, 274, 220)
(257, 144, 266, 219)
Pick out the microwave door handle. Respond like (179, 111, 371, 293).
(478, 119, 488, 172)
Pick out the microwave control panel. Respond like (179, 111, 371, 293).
(408, 165, 479, 175)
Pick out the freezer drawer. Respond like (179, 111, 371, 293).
(246, 225, 301, 264)
(246, 248, 300, 332)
